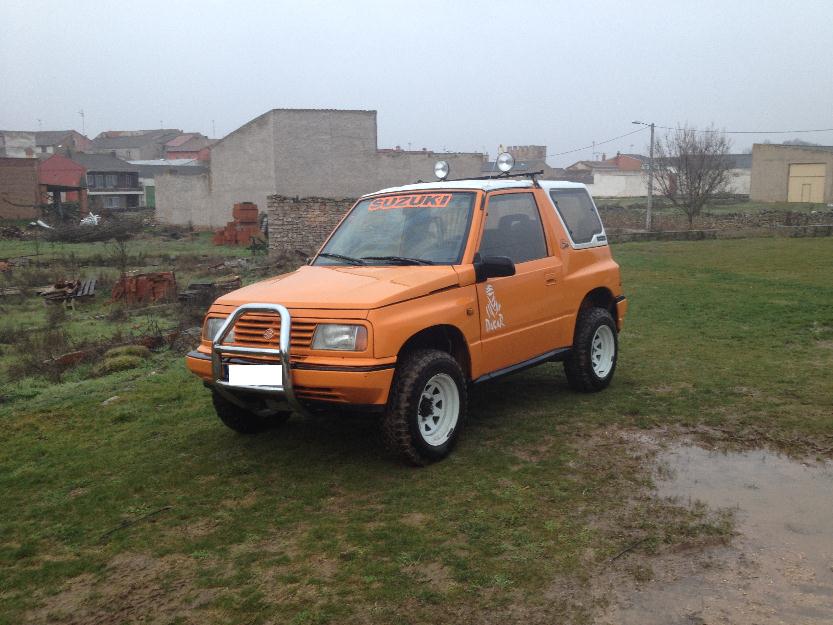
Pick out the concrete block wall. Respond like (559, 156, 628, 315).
(267, 195, 355, 257)
(155, 109, 488, 228)
(206, 110, 277, 228)
(154, 172, 210, 226)
(751, 144, 833, 202)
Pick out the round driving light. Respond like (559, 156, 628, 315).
(496, 152, 515, 173)
(434, 160, 450, 180)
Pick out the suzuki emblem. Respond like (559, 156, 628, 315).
(263, 327, 275, 340)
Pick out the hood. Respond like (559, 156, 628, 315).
(214, 265, 461, 310)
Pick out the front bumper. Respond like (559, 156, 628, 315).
(187, 303, 395, 411)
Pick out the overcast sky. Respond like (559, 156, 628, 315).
(2, 0, 832, 166)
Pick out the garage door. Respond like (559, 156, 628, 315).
(787, 163, 826, 203)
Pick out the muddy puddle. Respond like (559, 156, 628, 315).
(607, 443, 833, 625)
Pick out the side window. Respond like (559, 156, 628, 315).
(479, 193, 548, 264)
(549, 189, 603, 244)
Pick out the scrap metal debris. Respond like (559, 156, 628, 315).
(37, 278, 97, 303)
(111, 272, 176, 305)
(80, 213, 101, 226)
(0, 256, 31, 272)
(0, 225, 25, 239)
(178, 275, 242, 305)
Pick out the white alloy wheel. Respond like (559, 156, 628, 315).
(590, 325, 616, 378)
(416, 373, 460, 446)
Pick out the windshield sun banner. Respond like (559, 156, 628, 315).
(368, 193, 453, 211)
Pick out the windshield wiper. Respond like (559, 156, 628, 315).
(361, 256, 435, 266)
(317, 252, 367, 265)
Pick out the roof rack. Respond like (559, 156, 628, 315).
(443, 169, 544, 186)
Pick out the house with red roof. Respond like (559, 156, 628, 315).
(163, 133, 213, 160)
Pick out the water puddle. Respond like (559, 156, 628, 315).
(608, 444, 833, 624)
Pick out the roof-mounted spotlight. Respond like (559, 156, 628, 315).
(496, 152, 515, 173)
(434, 160, 450, 180)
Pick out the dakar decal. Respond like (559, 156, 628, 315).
(484, 284, 506, 332)
(368, 193, 452, 211)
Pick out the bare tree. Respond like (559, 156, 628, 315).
(653, 125, 732, 228)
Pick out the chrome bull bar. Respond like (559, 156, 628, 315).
(209, 303, 305, 415)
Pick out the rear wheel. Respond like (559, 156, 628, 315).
(383, 349, 467, 465)
(564, 307, 618, 392)
(212, 391, 290, 434)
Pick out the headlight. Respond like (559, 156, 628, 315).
(203, 317, 234, 343)
(311, 324, 368, 351)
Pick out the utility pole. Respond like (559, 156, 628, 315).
(633, 121, 655, 230)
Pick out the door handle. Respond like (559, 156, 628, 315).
(545, 273, 557, 286)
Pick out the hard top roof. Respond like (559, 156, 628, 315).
(369, 179, 587, 197)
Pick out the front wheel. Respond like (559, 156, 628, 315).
(564, 307, 618, 392)
(383, 349, 467, 465)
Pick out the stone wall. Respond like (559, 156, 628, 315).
(598, 205, 833, 232)
(267, 195, 355, 258)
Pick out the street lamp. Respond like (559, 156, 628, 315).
(632, 121, 655, 231)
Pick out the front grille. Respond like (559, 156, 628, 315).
(294, 386, 346, 402)
(232, 313, 316, 351)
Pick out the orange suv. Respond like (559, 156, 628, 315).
(186, 158, 627, 464)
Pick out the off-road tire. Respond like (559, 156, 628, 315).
(382, 349, 467, 466)
(212, 391, 290, 434)
(564, 307, 618, 393)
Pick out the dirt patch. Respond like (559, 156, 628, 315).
(27, 552, 214, 625)
(400, 512, 429, 527)
(732, 385, 762, 398)
(600, 439, 833, 624)
(510, 435, 555, 462)
(176, 517, 219, 540)
(220, 490, 259, 509)
(649, 382, 694, 395)
(401, 560, 457, 594)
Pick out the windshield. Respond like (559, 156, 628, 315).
(314, 192, 476, 266)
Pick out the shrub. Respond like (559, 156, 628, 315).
(91, 354, 145, 377)
(8, 328, 71, 381)
(104, 345, 151, 359)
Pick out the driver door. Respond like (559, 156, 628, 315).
(475, 191, 564, 374)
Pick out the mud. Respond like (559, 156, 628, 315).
(605, 443, 833, 624)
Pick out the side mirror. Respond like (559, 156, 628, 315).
(474, 253, 515, 282)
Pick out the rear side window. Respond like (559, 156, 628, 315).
(479, 193, 548, 264)
(549, 189, 603, 244)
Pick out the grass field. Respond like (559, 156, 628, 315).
(1, 236, 831, 624)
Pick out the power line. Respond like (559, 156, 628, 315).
(547, 127, 647, 158)
(653, 125, 833, 135)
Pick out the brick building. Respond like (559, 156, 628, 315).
(0, 157, 40, 219)
(89, 129, 183, 161)
(0, 130, 90, 158)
